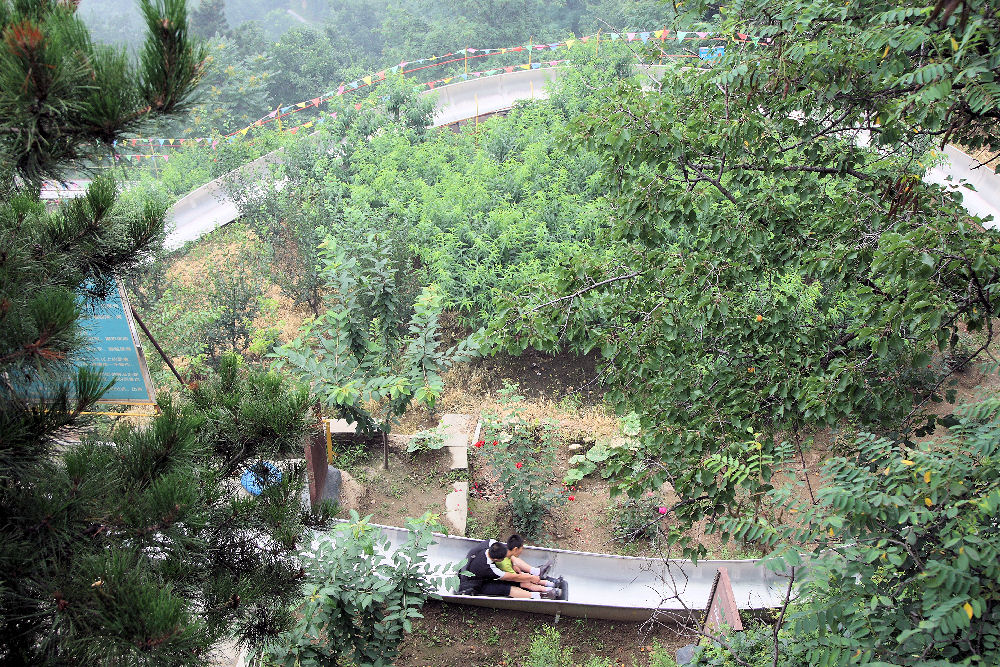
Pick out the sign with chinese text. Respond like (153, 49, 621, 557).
(698, 46, 725, 60)
(77, 278, 156, 405)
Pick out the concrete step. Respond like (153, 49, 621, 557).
(439, 413, 474, 470)
(445, 481, 469, 536)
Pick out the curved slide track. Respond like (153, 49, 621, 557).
(314, 520, 791, 621)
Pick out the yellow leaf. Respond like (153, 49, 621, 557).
(924, 471, 931, 483)
(828, 527, 834, 537)
(951, 37, 959, 51)
(902, 459, 915, 466)
(959, 546, 964, 554)
(880, 552, 887, 561)
(882, 45, 889, 59)
(964, 602, 973, 620)
(925, 497, 933, 507)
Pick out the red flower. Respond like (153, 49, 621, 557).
(515, 462, 523, 469)
(474, 440, 484, 448)
(492, 440, 498, 446)
(568, 495, 576, 501)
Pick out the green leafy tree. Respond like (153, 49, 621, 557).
(273, 237, 479, 442)
(496, 0, 1000, 558)
(203, 249, 265, 362)
(190, 0, 228, 39)
(262, 512, 456, 667)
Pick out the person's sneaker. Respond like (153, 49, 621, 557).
(540, 587, 562, 600)
(538, 560, 554, 579)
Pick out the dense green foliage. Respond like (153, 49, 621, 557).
(783, 399, 1000, 665)
(90, 0, 1000, 661)
(211, 47, 635, 328)
(687, 400, 1000, 666)
(263, 512, 455, 667)
(496, 0, 1000, 562)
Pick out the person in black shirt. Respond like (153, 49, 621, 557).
(457, 541, 562, 599)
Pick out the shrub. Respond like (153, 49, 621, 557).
(528, 626, 574, 667)
(608, 492, 664, 544)
(648, 641, 680, 667)
(263, 512, 456, 667)
(479, 383, 567, 539)
(406, 425, 447, 454)
(564, 439, 612, 485)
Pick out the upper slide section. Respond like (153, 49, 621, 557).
(162, 65, 563, 249)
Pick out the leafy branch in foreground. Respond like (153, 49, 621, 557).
(262, 512, 456, 667)
(0, 0, 206, 183)
(493, 0, 1000, 560)
(702, 398, 1000, 666)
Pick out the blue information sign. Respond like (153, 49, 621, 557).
(698, 46, 725, 60)
(77, 278, 157, 405)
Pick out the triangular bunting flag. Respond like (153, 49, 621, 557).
(737, 32, 748, 40)
(696, 31, 708, 38)
(654, 30, 664, 39)
(566, 38, 576, 48)
(505, 66, 514, 73)
(363, 76, 372, 85)
(626, 32, 636, 41)
(640, 32, 650, 42)
(677, 31, 689, 42)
